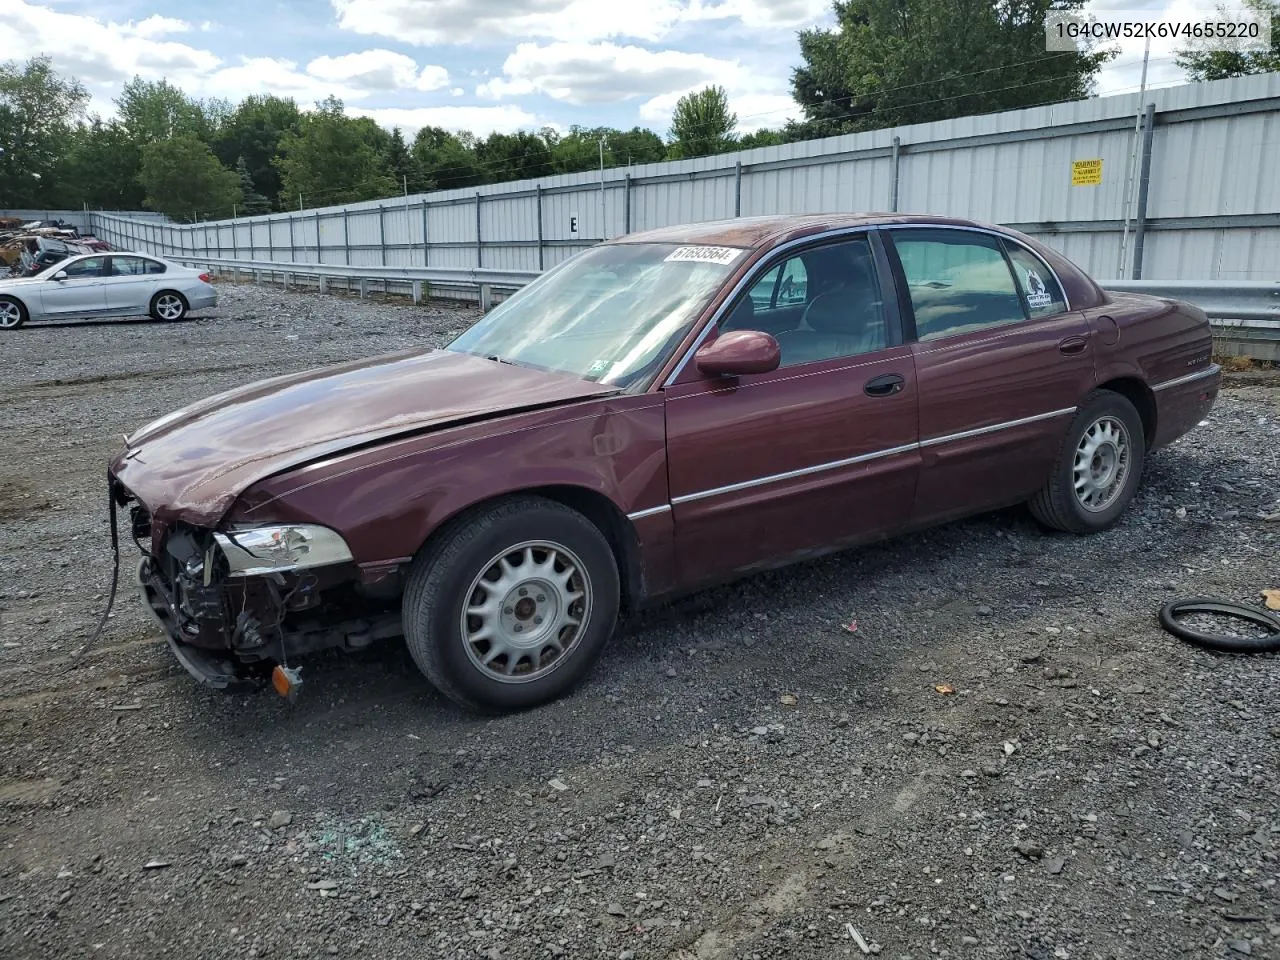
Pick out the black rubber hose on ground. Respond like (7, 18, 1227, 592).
(1158, 598, 1280, 654)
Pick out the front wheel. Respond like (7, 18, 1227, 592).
(402, 497, 621, 712)
(1029, 390, 1146, 534)
(149, 291, 188, 322)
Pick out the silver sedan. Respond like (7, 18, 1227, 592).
(0, 253, 218, 330)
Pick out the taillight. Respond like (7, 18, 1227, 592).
(198, 273, 211, 283)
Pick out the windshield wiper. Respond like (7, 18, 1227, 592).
(484, 354, 516, 365)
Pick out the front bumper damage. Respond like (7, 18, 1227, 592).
(114, 475, 404, 696)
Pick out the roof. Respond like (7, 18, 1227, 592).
(614, 213, 1007, 250)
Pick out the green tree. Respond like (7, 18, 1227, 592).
(549, 126, 613, 174)
(789, 0, 1110, 139)
(380, 126, 426, 193)
(139, 136, 240, 220)
(0, 56, 88, 207)
(738, 129, 785, 150)
(274, 96, 397, 205)
(412, 126, 486, 189)
(116, 77, 216, 144)
(57, 119, 145, 210)
(1177, 0, 1279, 80)
(475, 131, 554, 182)
(609, 127, 667, 165)
(211, 94, 300, 208)
(235, 156, 271, 215)
(668, 85, 738, 159)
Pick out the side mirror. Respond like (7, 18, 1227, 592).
(694, 329, 781, 377)
(51, 270, 67, 281)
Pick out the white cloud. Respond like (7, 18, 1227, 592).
(347, 104, 544, 137)
(0, 0, 219, 87)
(122, 15, 191, 39)
(451, 87, 465, 97)
(306, 49, 449, 92)
(331, 0, 828, 45)
(204, 57, 362, 104)
(477, 41, 748, 105)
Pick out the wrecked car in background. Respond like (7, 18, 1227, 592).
(108, 213, 1221, 712)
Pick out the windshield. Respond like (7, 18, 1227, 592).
(447, 242, 744, 388)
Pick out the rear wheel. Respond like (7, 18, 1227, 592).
(149, 291, 188, 322)
(1029, 390, 1145, 534)
(0, 296, 27, 330)
(402, 497, 620, 712)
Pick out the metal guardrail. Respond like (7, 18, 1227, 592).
(161, 254, 1279, 358)
(1101, 279, 1280, 323)
(175, 256, 539, 309)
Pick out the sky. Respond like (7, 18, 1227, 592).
(0, 0, 1233, 139)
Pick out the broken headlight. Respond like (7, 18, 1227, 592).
(213, 524, 354, 578)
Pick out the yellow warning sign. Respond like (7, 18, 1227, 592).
(1071, 158, 1103, 186)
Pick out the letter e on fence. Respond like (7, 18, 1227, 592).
(1071, 158, 1103, 186)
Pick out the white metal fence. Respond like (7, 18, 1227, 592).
(79, 72, 1280, 286)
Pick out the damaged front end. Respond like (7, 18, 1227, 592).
(115, 477, 403, 696)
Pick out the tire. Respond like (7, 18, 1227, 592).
(149, 291, 188, 322)
(402, 497, 621, 712)
(0, 296, 28, 330)
(1029, 389, 1145, 534)
(1158, 598, 1280, 654)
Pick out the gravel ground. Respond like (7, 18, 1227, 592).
(1, 282, 1279, 960)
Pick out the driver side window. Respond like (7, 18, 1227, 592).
(61, 257, 106, 278)
(723, 236, 887, 368)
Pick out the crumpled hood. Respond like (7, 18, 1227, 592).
(110, 347, 617, 525)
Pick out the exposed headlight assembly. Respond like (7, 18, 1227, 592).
(213, 524, 354, 577)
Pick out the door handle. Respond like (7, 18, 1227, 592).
(1058, 335, 1090, 355)
(864, 373, 906, 397)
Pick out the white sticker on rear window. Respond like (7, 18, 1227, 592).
(1024, 268, 1053, 308)
(664, 245, 744, 266)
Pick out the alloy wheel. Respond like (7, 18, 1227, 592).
(1073, 416, 1131, 512)
(460, 540, 592, 684)
(0, 301, 22, 328)
(155, 294, 184, 320)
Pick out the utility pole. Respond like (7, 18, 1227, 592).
(599, 136, 607, 240)
(403, 175, 408, 196)
(298, 193, 304, 211)
(1117, 35, 1151, 278)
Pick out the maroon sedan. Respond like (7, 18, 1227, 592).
(109, 214, 1221, 711)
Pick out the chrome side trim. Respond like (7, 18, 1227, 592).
(883, 223, 1073, 311)
(1151, 364, 1221, 392)
(919, 407, 1077, 448)
(668, 406, 1078, 506)
(671, 441, 920, 505)
(626, 504, 672, 521)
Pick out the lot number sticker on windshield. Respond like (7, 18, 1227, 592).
(664, 246, 744, 266)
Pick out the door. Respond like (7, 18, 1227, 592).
(885, 228, 1096, 526)
(38, 256, 109, 317)
(664, 232, 921, 587)
(102, 256, 165, 313)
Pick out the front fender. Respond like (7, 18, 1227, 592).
(231, 395, 670, 566)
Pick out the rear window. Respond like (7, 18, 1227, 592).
(146, 260, 166, 275)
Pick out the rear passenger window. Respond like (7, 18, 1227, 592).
(145, 260, 166, 274)
(892, 231, 1026, 341)
(1004, 244, 1066, 318)
(110, 258, 147, 276)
